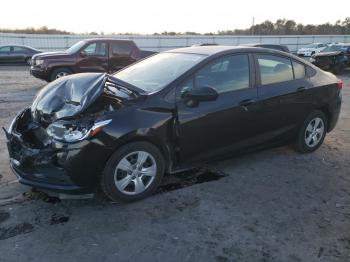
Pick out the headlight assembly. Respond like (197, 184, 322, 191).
(35, 59, 44, 66)
(46, 119, 112, 143)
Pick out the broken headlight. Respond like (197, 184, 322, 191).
(46, 119, 112, 143)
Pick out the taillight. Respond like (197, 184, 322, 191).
(338, 79, 343, 90)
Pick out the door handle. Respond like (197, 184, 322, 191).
(297, 86, 307, 92)
(239, 99, 255, 107)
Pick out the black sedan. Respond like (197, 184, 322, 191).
(0, 45, 41, 65)
(5, 46, 342, 201)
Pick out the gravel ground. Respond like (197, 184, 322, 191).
(0, 66, 350, 262)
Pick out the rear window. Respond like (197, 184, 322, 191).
(111, 42, 133, 56)
(13, 46, 26, 52)
(257, 54, 293, 85)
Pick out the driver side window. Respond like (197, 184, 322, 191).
(194, 54, 250, 94)
(83, 42, 107, 56)
(178, 54, 250, 100)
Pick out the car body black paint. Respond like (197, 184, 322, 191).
(5, 46, 342, 194)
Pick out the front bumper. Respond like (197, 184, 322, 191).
(311, 61, 334, 71)
(30, 66, 49, 81)
(5, 109, 114, 194)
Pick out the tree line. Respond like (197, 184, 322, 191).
(1, 18, 350, 35)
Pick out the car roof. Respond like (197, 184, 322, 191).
(165, 45, 290, 56)
(83, 38, 133, 42)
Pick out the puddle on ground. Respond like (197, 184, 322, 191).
(155, 169, 228, 194)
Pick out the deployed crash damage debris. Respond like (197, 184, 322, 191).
(4, 73, 140, 193)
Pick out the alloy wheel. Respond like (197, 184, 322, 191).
(55, 72, 68, 79)
(114, 151, 157, 195)
(304, 117, 325, 147)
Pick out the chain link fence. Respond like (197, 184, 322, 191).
(1, 33, 350, 52)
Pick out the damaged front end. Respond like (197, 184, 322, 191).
(4, 73, 138, 194)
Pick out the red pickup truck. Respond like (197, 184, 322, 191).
(30, 38, 156, 82)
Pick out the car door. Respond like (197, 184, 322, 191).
(176, 53, 261, 164)
(254, 53, 313, 141)
(109, 41, 137, 73)
(0, 46, 12, 63)
(76, 41, 109, 72)
(12, 46, 27, 63)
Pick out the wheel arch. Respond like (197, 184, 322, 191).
(317, 105, 331, 131)
(48, 66, 75, 80)
(108, 134, 175, 174)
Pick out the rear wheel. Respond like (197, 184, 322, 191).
(50, 68, 72, 81)
(295, 110, 327, 153)
(101, 142, 165, 202)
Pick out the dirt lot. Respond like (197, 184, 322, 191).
(0, 66, 350, 262)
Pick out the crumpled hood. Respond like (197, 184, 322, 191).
(31, 73, 107, 124)
(314, 51, 342, 57)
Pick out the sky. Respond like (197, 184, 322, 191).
(1, 0, 349, 34)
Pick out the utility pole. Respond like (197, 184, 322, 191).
(251, 17, 255, 35)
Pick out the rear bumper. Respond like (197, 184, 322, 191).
(328, 92, 342, 132)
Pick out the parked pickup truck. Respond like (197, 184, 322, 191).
(30, 38, 156, 82)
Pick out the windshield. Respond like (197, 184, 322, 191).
(66, 40, 86, 54)
(114, 52, 206, 93)
(321, 45, 343, 52)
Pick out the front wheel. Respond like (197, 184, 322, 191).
(50, 68, 72, 82)
(295, 111, 327, 153)
(101, 142, 165, 202)
(25, 57, 32, 66)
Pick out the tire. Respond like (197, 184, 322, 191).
(311, 51, 315, 56)
(101, 142, 165, 202)
(295, 110, 327, 153)
(333, 63, 346, 75)
(50, 68, 72, 82)
(25, 57, 32, 66)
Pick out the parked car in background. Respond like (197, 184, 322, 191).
(0, 45, 41, 65)
(5, 46, 342, 202)
(310, 44, 350, 74)
(243, 43, 290, 53)
(30, 38, 156, 82)
(297, 43, 327, 57)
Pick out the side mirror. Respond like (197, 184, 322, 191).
(80, 51, 87, 57)
(182, 86, 218, 104)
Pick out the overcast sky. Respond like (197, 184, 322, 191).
(1, 0, 349, 34)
